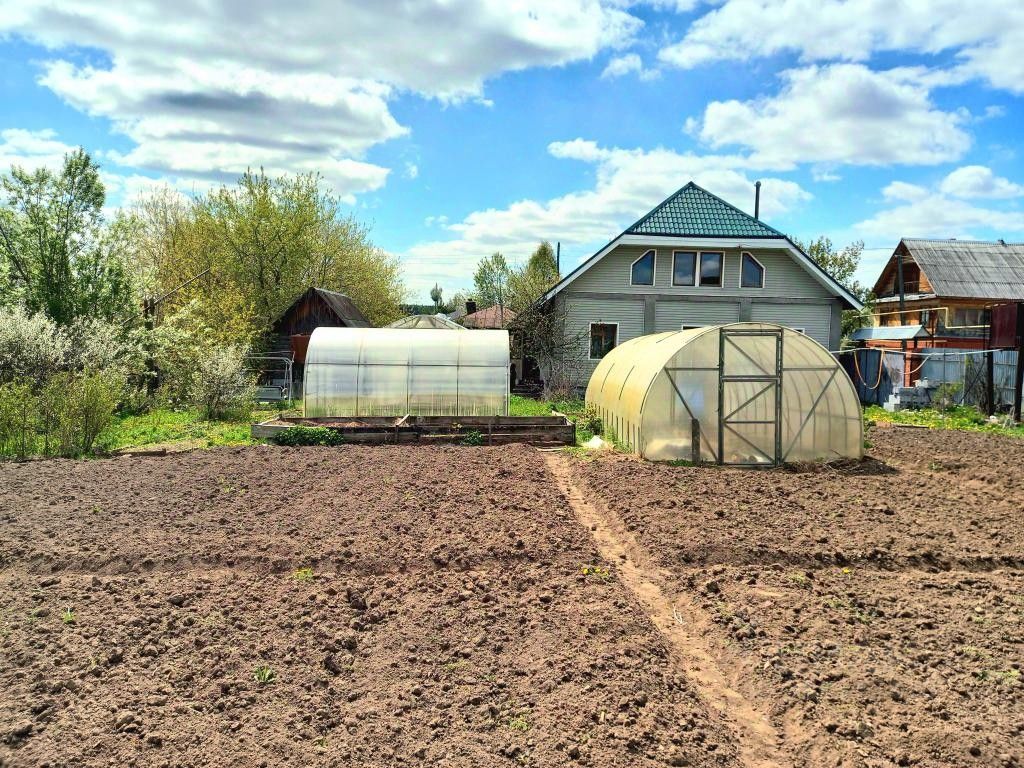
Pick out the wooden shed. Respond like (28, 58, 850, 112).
(269, 288, 370, 392)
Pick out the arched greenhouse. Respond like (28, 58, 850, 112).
(586, 323, 862, 465)
(304, 327, 509, 417)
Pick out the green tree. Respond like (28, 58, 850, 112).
(0, 149, 136, 324)
(508, 240, 560, 313)
(138, 169, 404, 343)
(473, 252, 511, 309)
(430, 283, 443, 311)
(794, 236, 873, 342)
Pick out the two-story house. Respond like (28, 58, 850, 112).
(539, 182, 862, 388)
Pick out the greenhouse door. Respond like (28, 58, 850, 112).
(718, 328, 783, 466)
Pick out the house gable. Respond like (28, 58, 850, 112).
(542, 182, 861, 310)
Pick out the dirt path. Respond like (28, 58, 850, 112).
(544, 452, 793, 768)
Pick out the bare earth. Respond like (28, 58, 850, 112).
(0, 425, 1021, 767)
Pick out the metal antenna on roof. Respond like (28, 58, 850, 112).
(556, 241, 561, 275)
(754, 181, 762, 220)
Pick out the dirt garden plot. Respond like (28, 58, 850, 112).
(1, 426, 1022, 768)
(568, 425, 1024, 768)
(0, 445, 738, 768)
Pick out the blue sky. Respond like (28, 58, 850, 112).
(1, 1, 1022, 301)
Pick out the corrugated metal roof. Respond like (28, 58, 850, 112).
(852, 324, 930, 341)
(626, 182, 784, 238)
(901, 238, 1024, 301)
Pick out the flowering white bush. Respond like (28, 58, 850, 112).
(0, 306, 70, 384)
(189, 344, 257, 420)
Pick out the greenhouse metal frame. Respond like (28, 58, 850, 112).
(586, 323, 862, 466)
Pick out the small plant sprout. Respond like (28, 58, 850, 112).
(580, 565, 611, 581)
(507, 713, 531, 732)
(293, 567, 315, 581)
(61, 606, 76, 624)
(254, 665, 276, 685)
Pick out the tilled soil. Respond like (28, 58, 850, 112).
(0, 445, 737, 768)
(569, 425, 1024, 768)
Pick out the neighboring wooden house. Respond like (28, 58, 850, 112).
(867, 238, 1024, 350)
(540, 182, 861, 388)
(270, 288, 370, 392)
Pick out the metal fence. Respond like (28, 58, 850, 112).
(839, 347, 1021, 411)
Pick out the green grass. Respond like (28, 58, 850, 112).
(98, 403, 297, 452)
(509, 395, 603, 446)
(864, 404, 1024, 439)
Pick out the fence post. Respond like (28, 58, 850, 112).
(1014, 347, 1023, 423)
(986, 350, 995, 416)
(691, 418, 701, 465)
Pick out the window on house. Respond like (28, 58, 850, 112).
(630, 250, 655, 285)
(672, 251, 696, 286)
(740, 252, 764, 288)
(589, 323, 618, 359)
(699, 252, 722, 286)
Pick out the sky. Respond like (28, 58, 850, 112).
(1, 1, 1023, 302)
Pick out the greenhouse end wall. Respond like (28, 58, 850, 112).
(585, 323, 862, 465)
(304, 327, 509, 417)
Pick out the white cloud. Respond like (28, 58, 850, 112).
(658, 0, 1024, 94)
(858, 174, 1024, 241)
(404, 163, 419, 180)
(601, 52, 660, 80)
(400, 139, 811, 298)
(939, 165, 1024, 199)
(690, 64, 971, 169)
(0, 128, 76, 173)
(882, 181, 930, 203)
(0, 1, 643, 198)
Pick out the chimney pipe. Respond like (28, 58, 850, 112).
(466, 299, 477, 315)
(556, 241, 561, 275)
(754, 181, 762, 220)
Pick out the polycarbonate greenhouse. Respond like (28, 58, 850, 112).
(586, 323, 862, 465)
(304, 327, 509, 417)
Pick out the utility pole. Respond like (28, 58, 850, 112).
(1014, 303, 1024, 422)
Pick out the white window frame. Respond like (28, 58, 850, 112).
(671, 250, 697, 287)
(588, 322, 619, 361)
(629, 249, 657, 286)
(738, 251, 765, 290)
(697, 251, 724, 288)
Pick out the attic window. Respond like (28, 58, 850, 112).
(740, 252, 765, 289)
(699, 252, 723, 287)
(630, 250, 655, 286)
(672, 251, 696, 286)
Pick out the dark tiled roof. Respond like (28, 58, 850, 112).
(626, 182, 784, 238)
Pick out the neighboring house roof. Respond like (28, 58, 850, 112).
(386, 313, 465, 330)
(462, 305, 517, 329)
(626, 182, 785, 238)
(877, 238, 1024, 302)
(852, 324, 930, 341)
(273, 287, 370, 329)
(540, 181, 862, 310)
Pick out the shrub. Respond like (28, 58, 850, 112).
(578, 403, 603, 436)
(0, 306, 70, 384)
(45, 371, 123, 456)
(0, 381, 38, 459)
(190, 344, 257, 420)
(271, 426, 345, 447)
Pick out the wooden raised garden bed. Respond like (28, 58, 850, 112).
(252, 415, 575, 447)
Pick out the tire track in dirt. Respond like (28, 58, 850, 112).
(544, 452, 793, 768)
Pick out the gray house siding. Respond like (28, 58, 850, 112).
(749, 303, 832, 349)
(571, 244, 828, 298)
(654, 300, 738, 331)
(548, 243, 844, 389)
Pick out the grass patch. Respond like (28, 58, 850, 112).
(864, 405, 1024, 438)
(253, 665, 276, 685)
